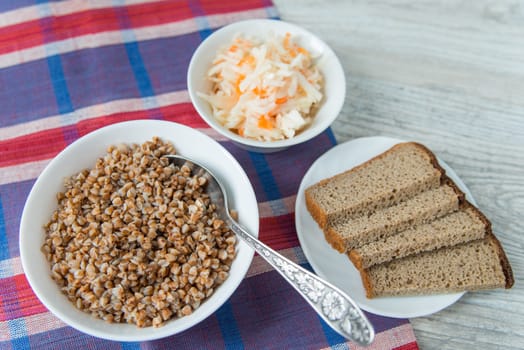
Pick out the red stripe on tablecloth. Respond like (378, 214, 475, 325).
(193, 0, 273, 15)
(0, 128, 68, 168)
(0, 274, 47, 321)
(259, 213, 299, 250)
(0, 9, 118, 55)
(0, 102, 205, 167)
(0, 0, 269, 55)
(393, 342, 420, 350)
(0, 21, 45, 54)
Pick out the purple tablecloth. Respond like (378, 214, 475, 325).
(0, 1, 419, 349)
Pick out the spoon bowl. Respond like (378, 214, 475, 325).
(163, 154, 375, 346)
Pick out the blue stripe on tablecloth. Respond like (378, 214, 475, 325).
(196, 22, 213, 41)
(248, 153, 283, 202)
(45, 55, 74, 115)
(113, 1, 164, 119)
(188, 2, 213, 40)
(35, 0, 80, 143)
(120, 342, 141, 350)
(325, 127, 337, 145)
(124, 41, 156, 98)
(215, 301, 244, 349)
(319, 318, 347, 349)
(0, 180, 34, 263)
(36, 0, 72, 116)
(112, 0, 155, 100)
(123, 39, 164, 119)
(8, 318, 30, 350)
(0, 196, 8, 261)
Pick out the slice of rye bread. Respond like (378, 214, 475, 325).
(305, 142, 445, 229)
(324, 178, 464, 252)
(348, 201, 489, 269)
(358, 232, 514, 298)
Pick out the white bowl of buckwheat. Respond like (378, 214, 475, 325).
(19, 120, 259, 341)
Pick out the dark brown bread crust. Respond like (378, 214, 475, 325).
(305, 142, 447, 230)
(461, 200, 491, 231)
(357, 260, 376, 298)
(409, 142, 447, 182)
(487, 232, 515, 288)
(442, 176, 465, 204)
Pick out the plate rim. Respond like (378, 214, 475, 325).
(295, 135, 468, 318)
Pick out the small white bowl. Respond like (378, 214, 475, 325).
(187, 19, 346, 153)
(19, 120, 259, 341)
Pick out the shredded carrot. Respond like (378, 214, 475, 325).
(275, 96, 288, 104)
(257, 115, 274, 130)
(238, 127, 245, 136)
(245, 55, 255, 66)
(252, 87, 266, 96)
(283, 32, 291, 49)
(235, 74, 245, 95)
(229, 44, 238, 52)
(283, 32, 298, 57)
(297, 47, 309, 55)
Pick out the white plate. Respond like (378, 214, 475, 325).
(295, 136, 471, 318)
(19, 120, 259, 341)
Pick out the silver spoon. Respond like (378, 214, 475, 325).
(163, 154, 375, 346)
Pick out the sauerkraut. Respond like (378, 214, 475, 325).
(198, 32, 323, 141)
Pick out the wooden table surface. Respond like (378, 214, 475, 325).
(273, 1, 524, 348)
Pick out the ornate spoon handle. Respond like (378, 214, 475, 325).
(228, 221, 375, 346)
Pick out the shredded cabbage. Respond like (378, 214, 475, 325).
(198, 32, 323, 141)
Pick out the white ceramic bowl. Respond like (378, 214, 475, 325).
(19, 120, 259, 341)
(187, 19, 346, 153)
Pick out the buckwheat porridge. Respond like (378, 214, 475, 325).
(42, 137, 236, 327)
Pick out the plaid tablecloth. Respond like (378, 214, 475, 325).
(0, 1, 419, 349)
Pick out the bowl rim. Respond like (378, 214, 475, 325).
(187, 18, 346, 149)
(19, 120, 259, 341)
